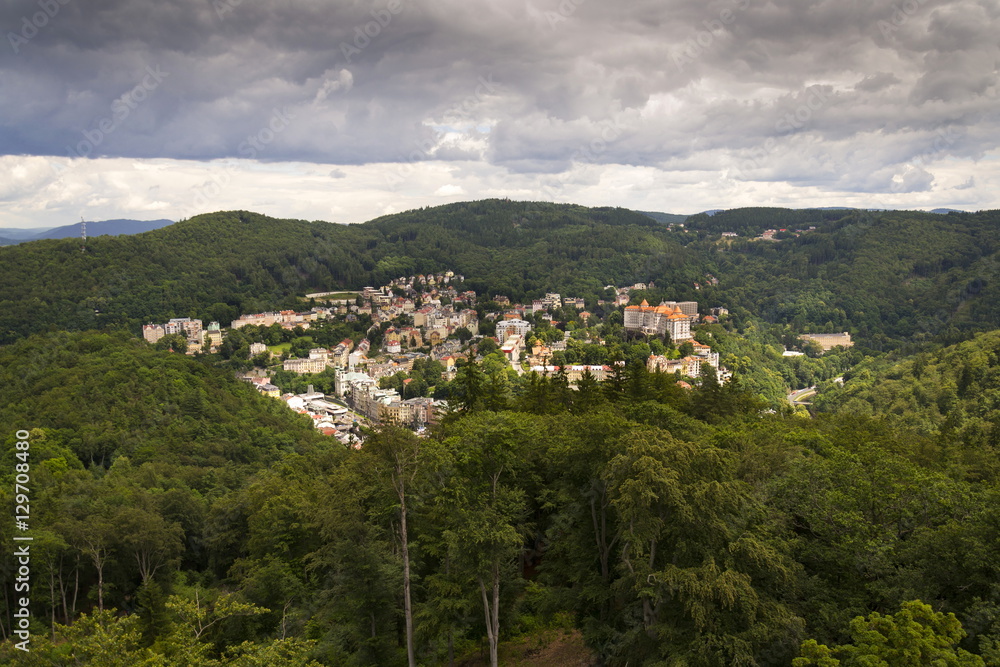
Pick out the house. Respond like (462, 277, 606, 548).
(500, 334, 524, 365)
(527, 365, 608, 386)
(165, 317, 203, 339)
(648, 355, 686, 375)
(142, 324, 165, 344)
(258, 383, 281, 398)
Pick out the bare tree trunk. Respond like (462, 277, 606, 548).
(49, 565, 57, 637)
(72, 559, 80, 618)
(644, 538, 658, 635)
(479, 579, 498, 667)
(59, 560, 69, 625)
(590, 482, 618, 585)
(491, 566, 501, 667)
(479, 562, 501, 667)
(446, 554, 455, 667)
(98, 565, 104, 611)
(400, 492, 416, 667)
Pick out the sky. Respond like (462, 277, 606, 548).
(1, 0, 998, 228)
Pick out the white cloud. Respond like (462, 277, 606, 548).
(1, 0, 999, 225)
(1, 153, 997, 231)
(434, 184, 466, 196)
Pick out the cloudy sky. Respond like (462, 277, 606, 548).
(1, 0, 998, 228)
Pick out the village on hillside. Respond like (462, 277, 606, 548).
(136, 272, 835, 445)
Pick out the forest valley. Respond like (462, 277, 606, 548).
(3, 201, 1000, 666)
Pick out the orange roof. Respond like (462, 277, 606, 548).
(625, 305, 640, 310)
(640, 299, 649, 307)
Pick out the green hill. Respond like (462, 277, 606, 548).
(3, 202, 1000, 352)
(0, 202, 698, 344)
(696, 209, 1000, 349)
(813, 328, 1000, 458)
(0, 330, 324, 477)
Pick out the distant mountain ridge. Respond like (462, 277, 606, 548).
(0, 218, 174, 245)
(0, 227, 56, 240)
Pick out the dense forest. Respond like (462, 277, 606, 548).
(693, 209, 1000, 351)
(4, 331, 1000, 664)
(5, 201, 1000, 665)
(814, 329, 1000, 454)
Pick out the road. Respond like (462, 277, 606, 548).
(788, 385, 817, 405)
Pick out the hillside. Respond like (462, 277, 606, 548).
(7, 331, 1000, 665)
(0, 227, 56, 245)
(0, 203, 698, 344)
(693, 208, 1000, 349)
(638, 210, 689, 225)
(0, 330, 325, 475)
(813, 329, 1000, 466)
(2, 202, 1000, 351)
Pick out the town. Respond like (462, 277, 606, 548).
(140, 273, 730, 445)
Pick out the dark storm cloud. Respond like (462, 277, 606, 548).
(1, 0, 997, 193)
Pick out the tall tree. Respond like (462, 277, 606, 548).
(362, 426, 428, 667)
(442, 412, 535, 667)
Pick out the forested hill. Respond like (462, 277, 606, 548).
(3, 201, 1000, 348)
(813, 329, 1000, 463)
(698, 208, 1000, 349)
(361, 200, 693, 297)
(0, 330, 326, 474)
(684, 206, 850, 236)
(0, 202, 697, 344)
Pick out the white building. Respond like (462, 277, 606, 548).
(496, 318, 532, 340)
